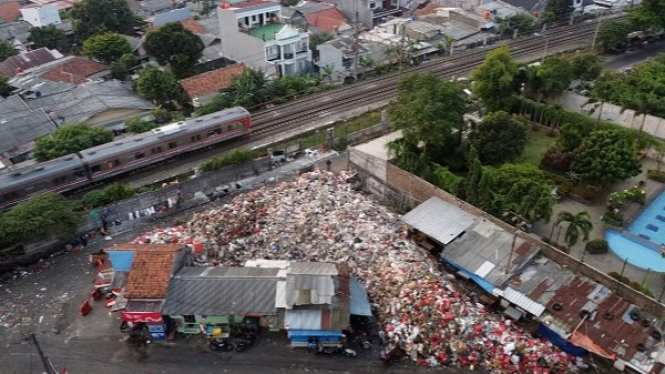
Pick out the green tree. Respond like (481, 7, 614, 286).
(477, 163, 555, 222)
(0, 75, 12, 96)
(70, 0, 135, 40)
(497, 13, 536, 36)
(589, 71, 619, 128)
(0, 193, 80, 246)
(543, 0, 574, 24)
(596, 21, 632, 52)
(359, 55, 375, 69)
(144, 23, 205, 78)
(429, 163, 463, 195)
(555, 211, 593, 248)
(82, 32, 132, 64)
(531, 55, 574, 100)
(471, 45, 517, 112)
(571, 130, 642, 185)
(388, 73, 466, 162)
(33, 123, 113, 161)
(135, 66, 186, 106)
(622, 91, 664, 144)
(309, 31, 335, 51)
(110, 53, 136, 80)
(570, 53, 603, 83)
(124, 116, 157, 133)
(629, 0, 665, 31)
(442, 34, 455, 56)
(465, 146, 483, 205)
(0, 40, 19, 62)
(470, 111, 528, 164)
(28, 25, 68, 51)
(200, 0, 217, 17)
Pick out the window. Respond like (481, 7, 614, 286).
(74, 169, 85, 177)
(183, 315, 196, 323)
(251, 15, 256, 21)
(53, 176, 67, 185)
(152, 146, 162, 154)
(134, 152, 145, 160)
(169, 142, 177, 149)
(228, 124, 235, 132)
(91, 165, 101, 173)
(207, 130, 219, 138)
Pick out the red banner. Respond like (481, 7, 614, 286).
(121, 312, 163, 323)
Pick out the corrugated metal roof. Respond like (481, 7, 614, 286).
(351, 131, 402, 161)
(275, 280, 287, 308)
(289, 262, 338, 275)
(286, 274, 334, 306)
(401, 197, 478, 245)
(162, 278, 277, 315)
(174, 266, 279, 278)
(498, 287, 546, 317)
(349, 278, 372, 316)
(285, 309, 322, 330)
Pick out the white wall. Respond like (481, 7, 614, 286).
(218, 9, 274, 75)
(317, 43, 345, 80)
(20, 4, 61, 27)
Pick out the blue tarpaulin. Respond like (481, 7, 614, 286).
(440, 257, 495, 294)
(288, 330, 344, 344)
(536, 324, 588, 357)
(349, 278, 372, 316)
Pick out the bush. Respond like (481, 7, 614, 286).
(553, 243, 569, 253)
(541, 236, 551, 244)
(630, 281, 642, 291)
(647, 169, 665, 183)
(585, 239, 609, 254)
(200, 150, 257, 173)
(602, 211, 624, 226)
(608, 271, 631, 284)
(81, 183, 136, 209)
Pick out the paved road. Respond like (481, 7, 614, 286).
(603, 40, 665, 69)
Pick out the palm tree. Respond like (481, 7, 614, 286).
(556, 211, 593, 248)
(309, 31, 335, 51)
(0, 40, 19, 62)
(622, 92, 662, 145)
(321, 64, 335, 82)
(359, 55, 374, 70)
(442, 34, 455, 56)
(588, 71, 619, 129)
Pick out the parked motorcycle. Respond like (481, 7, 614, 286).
(210, 339, 234, 352)
(316, 345, 357, 357)
(235, 333, 258, 352)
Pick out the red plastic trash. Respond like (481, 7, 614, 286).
(80, 300, 92, 316)
(91, 288, 103, 301)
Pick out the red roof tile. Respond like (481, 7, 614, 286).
(41, 57, 108, 85)
(179, 18, 207, 35)
(0, 2, 21, 22)
(124, 249, 180, 299)
(413, 2, 441, 16)
(180, 64, 246, 99)
(304, 7, 347, 33)
(0, 48, 58, 77)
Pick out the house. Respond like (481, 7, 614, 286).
(139, 0, 193, 28)
(24, 80, 156, 132)
(285, 1, 351, 34)
(19, 4, 61, 27)
(0, 1, 21, 22)
(106, 243, 187, 342)
(0, 95, 56, 164)
(217, 0, 311, 77)
(0, 48, 61, 78)
(338, 0, 406, 28)
(41, 57, 108, 84)
(178, 15, 228, 70)
(179, 63, 246, 105)
(0, 21, 35, 52)
(474, 0, 531, 19)
(315, 36, 384, 80)
(27, 0, 78, 11)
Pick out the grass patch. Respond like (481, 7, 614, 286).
(518, 129, 557, 167)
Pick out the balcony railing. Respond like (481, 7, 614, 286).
(284, 52, 294, 59)
(372, 7, 401, 18)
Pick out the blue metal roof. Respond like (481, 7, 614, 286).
(349, 278, 372, 316)
(287, 330, 343, 337)
(441, 257, 495, 294)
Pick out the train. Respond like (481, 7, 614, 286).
(0, 107, 252, 210)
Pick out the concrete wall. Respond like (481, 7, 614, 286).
(348, 157, 665, 319)
(218, 9, 273, 75)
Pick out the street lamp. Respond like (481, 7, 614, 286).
(504, 211, 531, 274)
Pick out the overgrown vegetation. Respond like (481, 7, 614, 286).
(34, 123, 113, 161)
(200, 150, 258, 173)
(80, 183, 136, 209)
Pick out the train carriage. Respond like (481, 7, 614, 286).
(80, 107, 251, 182)
(0, 154, 88, 208)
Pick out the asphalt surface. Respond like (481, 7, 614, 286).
(0, 153, 483, 374)
(603, 40, 665, 69)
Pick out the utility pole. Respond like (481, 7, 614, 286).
(504, 211, 530, 274)
(541, 37, 549, 63)
(353, 0, 360, 79)
(31, 333, 55, 374)
(591, 9, 605, 51)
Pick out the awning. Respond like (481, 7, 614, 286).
(400, 197, 477, 245)
(441, 257, 495, 294)
(496, 287, 546, 317)
(287, 330, 344, 338)
(570, 331, 617, 360)
(349, 278, 372, 316)
(503, 306, 523, 321)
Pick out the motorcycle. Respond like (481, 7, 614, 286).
(210, 339, 234, 352)
(316, 345, 357, 357)
(235, 333, 258, 352)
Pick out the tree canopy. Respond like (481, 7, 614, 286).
(556, 211, 593, 248)
(82, 32, 132, 64)
(477, 163, 555, 222)
(527, 55, 574, 100)
(124, 116, 158, 134)
(497, 13, 536, 36)
(471, 45, 517, 112)
(570, 53, 603, 82)
(571, 130, 641, 184)
(629, 0, 665, 31)
(70, 0, 135, 40)
(144, 23, 205, 78)
(542, 0, 574, 23)
(135, 66, 186, 107)
(388, 73, 466, 163)
(0, 193, 80, 246)
(33, 123, 113, 161)
(0, 40, 18, 62)
(597, 20, 632, 52)
(28, 25, 68, 51)
(471, 111, 528, 165)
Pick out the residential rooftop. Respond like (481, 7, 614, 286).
(249, 22, 285, 41)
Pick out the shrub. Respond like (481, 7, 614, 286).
(647, 169, 665, 183)
(640, 285, 654, 298)
(541, 236, 551, 244)
(585, 239, 609, 254)
(541, 147, 573, 172)
(200, 150, 257, 173)
(608, 271, 631, 284)
(80, 183, 136, 209)
(602, 211, 624, 226)
(554, 243, 569, 253)
(630, 281, 642, 291)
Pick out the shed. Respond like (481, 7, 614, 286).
(400, 196, 478, 245)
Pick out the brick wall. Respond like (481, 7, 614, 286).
(382, 163, 665, 319)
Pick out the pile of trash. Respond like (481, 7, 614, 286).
(133, 170, 584, 373)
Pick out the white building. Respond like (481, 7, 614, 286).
(20, 4, 61, 27)
(217, 0, 311, 77)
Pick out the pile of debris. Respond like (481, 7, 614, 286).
(133, 170, 584, 372)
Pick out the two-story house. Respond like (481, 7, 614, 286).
(217, 0, 311, 77)
(338, 0, 407, 28)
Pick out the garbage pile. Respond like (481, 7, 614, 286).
(133, 170, 584, 373)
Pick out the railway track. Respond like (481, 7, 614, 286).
(100, 16, 618, 190)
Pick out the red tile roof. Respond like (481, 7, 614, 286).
(0, 2, 20, 22)
(41, 57, 108, 85)
(124, 246, 182, 299)
(413, 1, 441, 16)
(180, 63, 246, 99)
(304, 7, 347, 33)
(0, 48, 58, 77)
(179, 18, 207, 35)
